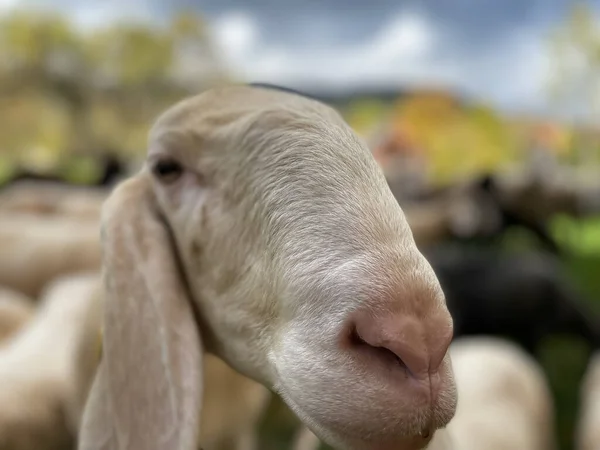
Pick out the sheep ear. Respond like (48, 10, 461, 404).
(78, 175, 203, 450)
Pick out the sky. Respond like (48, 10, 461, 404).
(5, 0, 600, 119)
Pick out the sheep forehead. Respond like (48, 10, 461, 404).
(146, 85, 359, 170)
(144, 86, 427, 291)
(147, 85, 400, 237)
(151, 84, 343, 134)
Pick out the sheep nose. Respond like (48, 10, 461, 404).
(351, 312, 453, 379)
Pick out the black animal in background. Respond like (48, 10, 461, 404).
(471, 174, 562, 255)
(422, 243, 600, 356)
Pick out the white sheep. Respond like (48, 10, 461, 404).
(427, 336, 557, 450)
(575, 351, 600, 450)
(79, 84, 457, 450)
(0, 270, 270, 450)
(0, 181, 108, 222)
(0, 286, 36, 343)
(0, 214, 102, 298)
(0, 271, 101, 450)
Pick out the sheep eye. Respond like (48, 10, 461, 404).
(152, 158, 183, 183)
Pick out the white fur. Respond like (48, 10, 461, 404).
(575, 351, 600, 450)
(427, 337, 557, 450)
(0, 287, 36, 343)
(0, 181, 108, 221)
(79, 85, 457, 450)
(0, 214, 102, 297)
(0, 271, 101, 450)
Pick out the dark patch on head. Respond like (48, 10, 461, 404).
(248, 82, 317, 101)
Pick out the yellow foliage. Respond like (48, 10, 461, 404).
(343, 99, 390, 137)
(386, 92, 518, 183)
(0, 91, 72, 165)
(0, 8, 225, 175)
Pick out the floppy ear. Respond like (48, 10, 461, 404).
(78, 174, 203, 450)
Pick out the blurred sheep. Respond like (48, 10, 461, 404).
(0, 287, 36, 343)
(0, 214, 102, 298)
(575, 352, 600, 450)
(428, 336, 557, 450)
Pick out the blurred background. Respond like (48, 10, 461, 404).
(0, 0, 600, 449)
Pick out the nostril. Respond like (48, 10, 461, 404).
(349, 327, 412, 375)
(350, 314, 433, 377)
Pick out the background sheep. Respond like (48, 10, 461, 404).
(574, 352, 600, 450)
(0, 181, 108, 222)
(0, 287, 36, 343)
(0, 214, 102, 298)
(79, 85, 458, 450)
(0, 271, 100, 450)
(428, 336, 557, 450)
(198, 354, 272, 450)
(422, 243, 600, 356)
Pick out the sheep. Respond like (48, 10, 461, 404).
(401, 169, 600, 253)
(397, 175, 511, 248)
(575, 352, 600, 450)
(78, 84, 457, 450)
(421, 243, 600, 356)
(0, 287, 36, 343)
(0, 181, 108, 221)
(0, 214, 102, 298)
(427, 336, 557, 450)
(294, 337, 559, 450)
(0, 271, 101, 450)
(0, 269, 269, 450)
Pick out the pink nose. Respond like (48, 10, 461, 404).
(350, 312, 453, 379)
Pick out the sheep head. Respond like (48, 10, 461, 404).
(79, 85, 457, 450)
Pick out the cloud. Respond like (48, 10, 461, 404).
(212, 11, 259, 62)
(210, 11, 452, 89)
(0, 0, 17, 13)
(13, 0, 600, 117)
(365, 13, 432, 63)
(206, 8, 564, 117)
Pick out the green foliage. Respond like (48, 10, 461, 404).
(0, 9, 228, 173)
(377, 92, 520, 184)
(546, 1, 600, 167)
(487, 217, 600, 450)
(343, 99, 391, 136)
(547, 1, 600, 115)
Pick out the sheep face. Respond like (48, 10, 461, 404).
(81, 85, 456, 450)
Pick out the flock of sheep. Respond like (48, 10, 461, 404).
(0, 84, 598, 450)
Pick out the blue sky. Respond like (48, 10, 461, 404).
(6, 0, 600, 119)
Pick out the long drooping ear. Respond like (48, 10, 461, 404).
(78, 174, 203, 450)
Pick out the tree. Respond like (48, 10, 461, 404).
(387, 91, 517, 184)
(0, 9, 229, 182)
